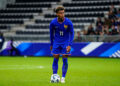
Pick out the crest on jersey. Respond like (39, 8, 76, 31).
(64, 25, 68, 29)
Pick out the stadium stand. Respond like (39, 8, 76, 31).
(0, 0, 120, 42)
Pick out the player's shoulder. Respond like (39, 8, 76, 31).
(65, 17, 73, 25)
(50, 18, 57, 24)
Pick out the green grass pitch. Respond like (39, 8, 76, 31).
(0, 57, 120, 86)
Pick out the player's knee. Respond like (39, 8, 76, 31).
(62, 55, 68, 58)
(53, 54, 59, 59)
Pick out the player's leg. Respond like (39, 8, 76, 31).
(52, 54, 59, 74)
(62, 55, 68, 77)
(61, 55, 68, 83)
(50, 54, 59, 83)
(52, 46, 61, 74)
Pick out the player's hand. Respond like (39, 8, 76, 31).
(50, 46, 53, 51)
(66, 46, 71, 52)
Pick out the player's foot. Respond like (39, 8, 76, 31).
(61, 77, 65, 83)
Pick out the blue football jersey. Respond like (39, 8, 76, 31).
(50, 17, 74, 47)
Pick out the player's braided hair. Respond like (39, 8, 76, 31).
(55, 6, 65, 13)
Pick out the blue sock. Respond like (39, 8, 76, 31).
(62, 58, 68, 77)
(52, 58, 59, 74)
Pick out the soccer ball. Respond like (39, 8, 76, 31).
(50, 74, 60, 83)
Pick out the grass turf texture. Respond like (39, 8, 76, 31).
(0, 57, 120, 86)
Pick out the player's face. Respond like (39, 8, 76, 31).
(56, 10, 65, 20)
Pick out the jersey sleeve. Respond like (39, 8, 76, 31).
(68, 20, 74, 46)
(50, 21, 54, 46)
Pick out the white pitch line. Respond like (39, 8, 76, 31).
(0, 65, 44, 70)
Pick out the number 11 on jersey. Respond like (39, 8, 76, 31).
(60, 31, 63, 36)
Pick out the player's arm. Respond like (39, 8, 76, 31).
(69, 21, 74, 46)
(50, 22, 54, 50)
(67, 21, 74, 52)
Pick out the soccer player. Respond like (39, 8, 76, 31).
(50, 6, 74, 83)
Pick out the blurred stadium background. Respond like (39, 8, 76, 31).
(0, 0, 120, 57)
(0, 0, 120, 86)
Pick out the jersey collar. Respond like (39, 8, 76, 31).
(57, 17, 65, 24)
